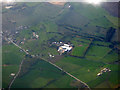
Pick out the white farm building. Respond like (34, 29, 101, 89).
(58, 44, 73, 54)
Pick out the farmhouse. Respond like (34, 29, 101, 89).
(97, 68, 111, 76)
(58, 44, 73, 54)
(5, 6, 13, 9)
(11, 73, 15, 76)
(33, 32, 39, 39)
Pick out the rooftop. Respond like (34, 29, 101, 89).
(58, 44, 73, 54)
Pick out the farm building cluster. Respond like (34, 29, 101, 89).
(58, 44, 73, 54)
(33, 32, 39, 39)
(51, 41, 73, 55)
(97, 68, 111, 76)
(48, 53, 55, 58)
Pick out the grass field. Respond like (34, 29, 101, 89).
(56, 3, 115, 39)
(2, 44, 25, 88)
(87, 40, 118, 63)
(2, 65, 19, 88)
(71, 3, 115, 28)
(55, 56, 105, 83)
(46, 75, 76, 88)
(85, 45, 111, 61)
(105, 15, 119, 27)
(94, 64, 120, 88)
(55, 56, 119, 88)
(93, 40, 111, 47)
(12, 58, 76, 88)
(101, 50, 118, 63)
(71, 43, 89, 57)
(3, 44, 25, 65)
(70, 38, 91, 57)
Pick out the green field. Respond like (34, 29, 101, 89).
(55, 56, 119, 88)
(71, 43, 89, 57)
(93, 40, 111, 47)
(71, 3, 115, 28)
(2, 44, 25, 88)
(12, 57, 76, 88)
(100, 50, 118, 63)
(2, 2, 120, 88)
(71, 38, 91, 57)
(86, 45, 111, 61)
(55, 56, 104, 83)
(105, 15, 119, 27)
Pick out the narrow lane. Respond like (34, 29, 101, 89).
(8, 59, 24, 89)
(8, 38, 29, 55)
(40, 57, 90, 89)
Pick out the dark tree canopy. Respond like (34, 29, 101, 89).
(105, 27, 116, 42)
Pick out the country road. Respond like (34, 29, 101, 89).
(8, 59, 24, 89)
(7, 38, 90, 89)
(8, 38, 29, 55)
(40, 57, 90, 88)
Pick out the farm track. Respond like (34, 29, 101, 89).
(8, 59, 24, 89)
(7, 38, 91, 89)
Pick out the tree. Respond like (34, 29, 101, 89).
(105, 27, 116, 42)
